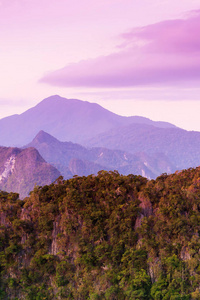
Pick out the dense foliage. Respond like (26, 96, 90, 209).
(0, 168, 200, 299)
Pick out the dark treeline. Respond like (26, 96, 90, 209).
(0, 168, 200, 299)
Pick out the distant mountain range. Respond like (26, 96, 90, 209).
(85, 122, 200, 170)
(0, 95, 200, 197)
(0, 95, 176, 147)
(25, 130, 174, 180)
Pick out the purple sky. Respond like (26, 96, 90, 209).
(1, 0, 200, 131)
(41, 11, 200, 88)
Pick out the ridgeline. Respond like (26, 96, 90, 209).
(0, 168, 200, 299)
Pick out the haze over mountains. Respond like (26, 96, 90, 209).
(26, 130, 173, 180)
(86, 123, 200, 170)
(1, 95, 200, 197)
(0, 95, 175, 147)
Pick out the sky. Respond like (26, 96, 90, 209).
(0, 0, 200, 131)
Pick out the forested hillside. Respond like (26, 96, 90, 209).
(0, 168, 200, 299)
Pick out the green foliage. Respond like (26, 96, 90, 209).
(0, 168, 200, 298)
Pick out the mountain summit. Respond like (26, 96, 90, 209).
(0, 95, 176, 147)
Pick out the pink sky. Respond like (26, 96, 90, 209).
(41, 11, 200, 88)
(0, 0, 200, 131)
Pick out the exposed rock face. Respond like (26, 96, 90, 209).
(135, 194, 153, 229)
(148, 257, 162, 283)
(49, 216, 62, 255)
(138, 194, 153, 217)
(0, 147, 60, 198)
(180, 247, 191, 261)
(0, 155, 16, 183)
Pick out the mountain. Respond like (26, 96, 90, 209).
(0, 95, 176, 147)
(25, 130, 107, 178)
(0, 147, 60, 198)
(25, 130, 175, 179)
(1, 168, 200, 298)
(85, 122, 200, 171)
(2, 94, 200, 180)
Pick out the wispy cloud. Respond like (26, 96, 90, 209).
(40, 11, 200, 88)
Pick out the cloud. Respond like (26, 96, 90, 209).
(121, 10, 200, 54)
(40, 10, 200, 88)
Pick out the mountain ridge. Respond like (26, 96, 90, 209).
(84, 122, 200, 170)
(1, 94, 200, 195)
(0, 95, 176, 147)
(25, 130, 175, 179)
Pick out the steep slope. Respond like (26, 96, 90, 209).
(25, 130, 107, 178)
(0, 147, 60, 198)
(0, 95, 176, 146)
(1, 168, 200, 298)
(85, 123, 200, 170)
(25, 130, 175, 179)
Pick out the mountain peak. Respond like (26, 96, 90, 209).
(0, 95, 176, 147)
(38, 95, 86, 107)
(30, 130, 59, 145)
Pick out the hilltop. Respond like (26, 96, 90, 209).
(0, 168, 200, 298)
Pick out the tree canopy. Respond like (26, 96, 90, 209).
(0, 168, 200, 299)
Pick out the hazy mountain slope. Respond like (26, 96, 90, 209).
(25, 130, 90, 167)
(85, 123, 200, 170)
(25, 130, 107, 178)
(0, 95, 176, 147)
(25, 130, 175, 179)
(0, 147, 60, 198)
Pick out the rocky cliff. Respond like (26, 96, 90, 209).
(0, 146, 60, 198)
